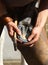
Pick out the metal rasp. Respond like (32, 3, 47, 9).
(13, 20, 17, 51)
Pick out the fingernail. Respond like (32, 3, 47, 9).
(28, 38, 31, 41)
(30, 44, 34, 47)
(19, 31, 21, 35)
(18, 29, 21, 35)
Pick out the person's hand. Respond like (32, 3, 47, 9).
(4, 17, 21, 38)
(7, 21, 21, 37)
(22, 26, 42, 47)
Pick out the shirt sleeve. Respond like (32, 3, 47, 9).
(0, 0, 7, 17)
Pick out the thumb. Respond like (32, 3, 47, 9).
(28, 32, 35, 41)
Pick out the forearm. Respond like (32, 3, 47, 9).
(35, 0, 48, 28)
(35, 9, 48, 28)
